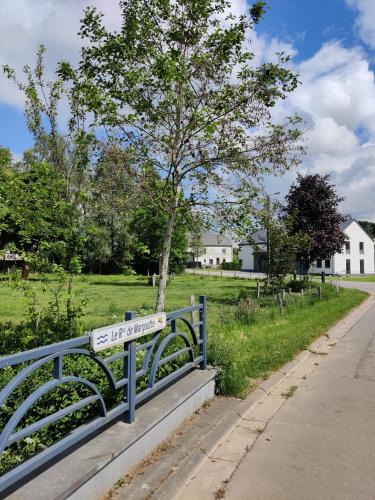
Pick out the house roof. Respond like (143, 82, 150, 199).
(190, 232, 233, 247)
(341, 218, 375, 241)
(239, 229, 266, 246)
(340, 220, 352, 232)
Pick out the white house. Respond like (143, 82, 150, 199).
(238, 229, 267, 272)
(186, 233, 233, 268)
(309, 220, 375, 275)
(239, 220, 375, 275)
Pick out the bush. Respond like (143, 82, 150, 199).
(286, 279, 317, 293)
(235, 297, 260, 323)
(208, 335, 248, 397)
(221, 261, 241, 271)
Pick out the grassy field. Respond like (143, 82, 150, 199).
(0, 273, 368, 395)
(342, 275, 375, 282)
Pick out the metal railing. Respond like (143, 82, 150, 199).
(0, 296, 207, 492)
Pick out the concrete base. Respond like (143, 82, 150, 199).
(5, 368, 216, 500)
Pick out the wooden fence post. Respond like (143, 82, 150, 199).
(190, 294, 198, 331)
(256, 280, 261, 300)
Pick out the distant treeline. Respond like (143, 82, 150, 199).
(358, 220, 375, 239)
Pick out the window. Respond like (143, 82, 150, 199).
(216, 257, 220, 265)
(317, 259, 322, 268)
(345, 241, 350, 254)
(346, 259, 351, 274)
(222, 248, 227, 254)
(359, 242, 364, 254)
(209, 259, 213, 265)
(223, 258, 226, 263)
(325, 259, 330, 269)
(360, 259, 365, 274)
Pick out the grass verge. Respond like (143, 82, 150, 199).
(342, 275, 375, 282)
(209, 285, 367, 396)
(0, 273, 368, 398)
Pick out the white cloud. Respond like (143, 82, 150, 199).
(0, 1, 121, 108)
(1, 0, 375, 220)
(347, 0, 375, 49)
(306, 117, 358, 157)
(292, 42, 375, 136)
(264, 40, 375, 220)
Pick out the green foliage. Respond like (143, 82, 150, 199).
(221, 261, 241, 271)
(208, 335, 249, 397)
(358, 220, 375, 239)
(130, 204, 189, 275)
(267, 218, 311, 290)
(59, 0, 304, 309)
(283, 173, 347, 269)
(286, 279, 316, 293)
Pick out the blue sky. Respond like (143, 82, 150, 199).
(258, 0, 359, 61)
(1, 0, 375, 219)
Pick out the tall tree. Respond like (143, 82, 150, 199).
(83, 149, 136, 273)
(60, 0, 303, 310)
(0, 159, 78, 276)
(130, 204, 189, 275)
(3, 46, 91, 205)
(3, 47, 95, 274)
(283, 173, 346, 270)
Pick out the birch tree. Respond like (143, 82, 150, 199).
(60, 0, 304, 310)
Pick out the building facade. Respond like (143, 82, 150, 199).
(238, 229, 267, 272)
(186, 233, 233, 268)
(239, 220, 375, 275)
(309, 220, 375, 275)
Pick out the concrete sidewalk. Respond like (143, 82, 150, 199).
(175, 283, 375, 500)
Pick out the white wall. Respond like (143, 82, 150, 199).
(239, 245, 254, 270)
(310, 221, 375, 275)
(335, 221, 374, 275)
(187, 246, 233, 267)
(309, 258, 334, 275)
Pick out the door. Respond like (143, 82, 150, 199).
(360, 259, 365, 274)
(346, 259, 351, 274)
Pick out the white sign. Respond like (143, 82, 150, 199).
(90, 313, 167, 352)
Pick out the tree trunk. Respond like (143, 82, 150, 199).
(156, 207, 178, 312)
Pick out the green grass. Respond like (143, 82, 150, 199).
(0, 273, 257, 331)
(212, 286, 367, 394)
(0, 273, 367, 396)
(342, 275, 375, 282)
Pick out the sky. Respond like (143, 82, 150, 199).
(1, 0, 375, 220)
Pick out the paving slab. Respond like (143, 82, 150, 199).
(224, 287, 375, 500)
(171, 288, 375, 500)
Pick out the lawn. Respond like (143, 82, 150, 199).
(0, 273, 256, 331)
(0, 273, 368, 396)
(342, 275, 375, 282)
